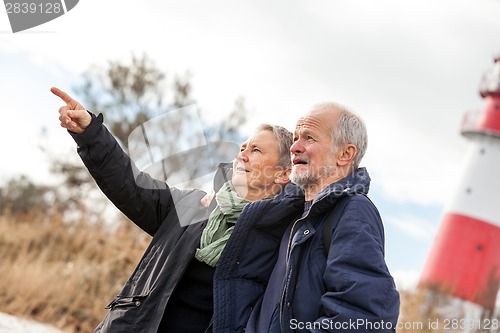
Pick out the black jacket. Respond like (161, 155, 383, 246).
(72, 114, 228, 332)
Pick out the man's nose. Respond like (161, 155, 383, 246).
(290, 140, 303, 153)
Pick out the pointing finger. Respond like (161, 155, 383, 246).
(51, 86, 83, 110)
(51, 87, 73, 103)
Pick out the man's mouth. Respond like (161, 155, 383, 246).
(293, 158, 308, 166)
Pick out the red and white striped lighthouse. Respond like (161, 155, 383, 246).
(419, 56, 500, 315)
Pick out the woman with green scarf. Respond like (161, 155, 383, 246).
(53, 86, 293, 333)
(160, 124, 293, 332)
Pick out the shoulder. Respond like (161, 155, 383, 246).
(341, 194, 380, 221)
(331, 194, 384, 242)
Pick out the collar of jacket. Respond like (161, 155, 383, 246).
(238, 182, 304, 231)
(280, 181, 305, 201)
(213, 162, 233, 192)
(307, 167, 371, 217)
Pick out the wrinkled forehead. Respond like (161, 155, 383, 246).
(295, 108, 339, 134)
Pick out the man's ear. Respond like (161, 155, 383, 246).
(337, 144, 357, 167)
(275, 167, 291, 185)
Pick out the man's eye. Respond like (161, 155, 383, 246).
(252, 148, 261, 153)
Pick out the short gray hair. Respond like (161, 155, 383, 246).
(256, 123, 293, 168)
(313, 102, 368, 171)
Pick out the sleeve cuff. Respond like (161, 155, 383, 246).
(68, 112, 104, 147)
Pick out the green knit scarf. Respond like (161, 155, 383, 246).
(195, 181, 251, 267)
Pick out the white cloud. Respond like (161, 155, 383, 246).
(363, 112, 467, 206)
(385, 214, 437, 241)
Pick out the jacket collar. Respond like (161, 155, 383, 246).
(309, 167, 371, 216)
(280, 181, 305, 201)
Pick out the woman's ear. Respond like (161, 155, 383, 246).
(337, 144, 357, 167)
(275, 168, 291, 185)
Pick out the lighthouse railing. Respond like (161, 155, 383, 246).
(461, 110, 482, 135)
(461, 110, 500, 138)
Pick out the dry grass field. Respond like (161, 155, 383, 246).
(0, 210, 150, 332)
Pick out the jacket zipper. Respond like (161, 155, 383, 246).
(105, 297, 144, 309)
(279, 215, 306, 331)
(278, 190, 350, 330)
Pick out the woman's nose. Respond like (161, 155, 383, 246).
(236, 149, 249, 161)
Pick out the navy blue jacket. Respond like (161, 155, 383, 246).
(214, 169, 400, 332)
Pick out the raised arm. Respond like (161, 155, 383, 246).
(51, 87, 179, 236)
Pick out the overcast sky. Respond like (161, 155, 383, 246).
(1, 0, 500, 288)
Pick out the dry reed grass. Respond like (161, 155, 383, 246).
(0, 210, 150, 332)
